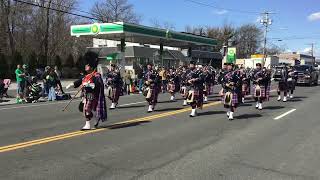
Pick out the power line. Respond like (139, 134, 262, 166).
(184, 0, 261, 15)
(14, 0, 101, 21)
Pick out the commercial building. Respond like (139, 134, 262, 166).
(277, 52, 315, 65)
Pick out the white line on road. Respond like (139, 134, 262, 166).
(274, 109, 297, 120)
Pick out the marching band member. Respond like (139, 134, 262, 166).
(185, 61, 204, 117)
(287, 66, 297, 99)
(220, 63, 241, 120)
(167, 68, 179, 101)
(252, 63, 270, 110)
(239, 67, 250, 103)
(143, 63, 160, 113)
(106, 64, 123, 109)
(203, 66, 214, 103)
(66, 52, 107, 130)
(180, 66, 189, 106)
(275, 66, 289, 102)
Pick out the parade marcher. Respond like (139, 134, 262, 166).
(143, 63, 160, 112)
(252, 63, 270, 110)
(167, 68, 179, 101)
(106, 64, 123, 109)
(203, 66, 213, 103)
(66, 52, 107, 130)
(275, 66, 289, 102)
(179, 66, 189, 106)
(185, 61, 204, 117)
(239, 67, 250, 103)
(220, 63, 241, 120)
(287, 66, 297, 99)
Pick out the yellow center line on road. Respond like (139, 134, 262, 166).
(0, 87, 279, 154)
(0, 101, 221, 153)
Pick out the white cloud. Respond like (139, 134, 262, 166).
(308, 12, 320, 21)
(214, 10, 228, 15)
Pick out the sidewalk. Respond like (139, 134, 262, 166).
(8, 79, 76, 90)
(0, 79, 77, 106)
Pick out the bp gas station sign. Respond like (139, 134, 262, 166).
(227, 47, 236, 63)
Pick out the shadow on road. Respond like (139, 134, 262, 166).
(100, 120, 151, 130)
(264, 106, 285, 110)
(240, 103, 253, 107)
(155, 107, 183, 112)
(0, 99, 10, 103)
(293, 96, 308, 99)
(236, 114, 262, 119)
(197, 111, 226, 116)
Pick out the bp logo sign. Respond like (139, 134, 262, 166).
(227, 47, 236, 63)
(91, 24, 100, 34)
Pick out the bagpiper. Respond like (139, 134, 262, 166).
(220, 63, 241, 120)
(239, 67, 250, 103)
(251, 63, 271, 110)
(167, 68, 179, 101)
(66, 52, 107, 130)
(203, 66, 214, 103)
(180, 66, 189, 106)
(106, 64, 123, 109)
(143, 63, 160, 113)
(287, 66, 297, 99)
(185, 61, 204, 117)
(275, 66, 289, 102)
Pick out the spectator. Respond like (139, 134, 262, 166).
(159, 67, 167, 93)
(136, 64, 144, 94)
(54, 66, 64, 94)
(124, 70, 132, 95)
(42, 66, 51, 97)
(15, 64, 26, 103)
(46, 68, 57, 101)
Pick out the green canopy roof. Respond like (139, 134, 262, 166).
(71, 22, 217, 48)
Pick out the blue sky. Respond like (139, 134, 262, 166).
(79, 0, 320, 56)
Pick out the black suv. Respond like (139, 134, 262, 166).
(294, 65, 319, 86)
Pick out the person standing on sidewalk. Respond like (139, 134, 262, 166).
(42, 66, 51, 97)
(54, 66, 65, 94)
(136, 64, 144, 94)
(15, 64, 26, 103)
(46, 68, 57, 101)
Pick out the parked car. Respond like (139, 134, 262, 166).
(294, 65, 319, 86)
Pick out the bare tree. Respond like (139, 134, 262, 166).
(150, 18, 175, 30)
(91, 0, 141, 23)
(234, 24, 263, 58)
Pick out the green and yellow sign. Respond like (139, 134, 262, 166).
(227, 47, 236, 63)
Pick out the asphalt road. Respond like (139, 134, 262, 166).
(0, 83, 320, 180)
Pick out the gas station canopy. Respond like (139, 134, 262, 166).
(70, 22, 217, 48)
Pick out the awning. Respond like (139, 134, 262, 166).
(71, 22, 217, 48)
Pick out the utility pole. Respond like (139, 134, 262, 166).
(307, 43, 316, 64)
(260, 12, 273, 65)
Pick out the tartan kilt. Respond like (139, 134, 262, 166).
(253, 84, 270, 101)
(242, 83, 250, 96)
(221, 91, 239, 107)
(83, 98, 97, 118)
(180, 86, 187, 97)
(187, 89, 203, 106)
(287, 80, 296, 90)
(278, 81, 288, 91)
(167, 83, 176, 93)
(146, 86, 159, 104)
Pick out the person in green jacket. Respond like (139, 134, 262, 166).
(15, 64, 26, 103)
